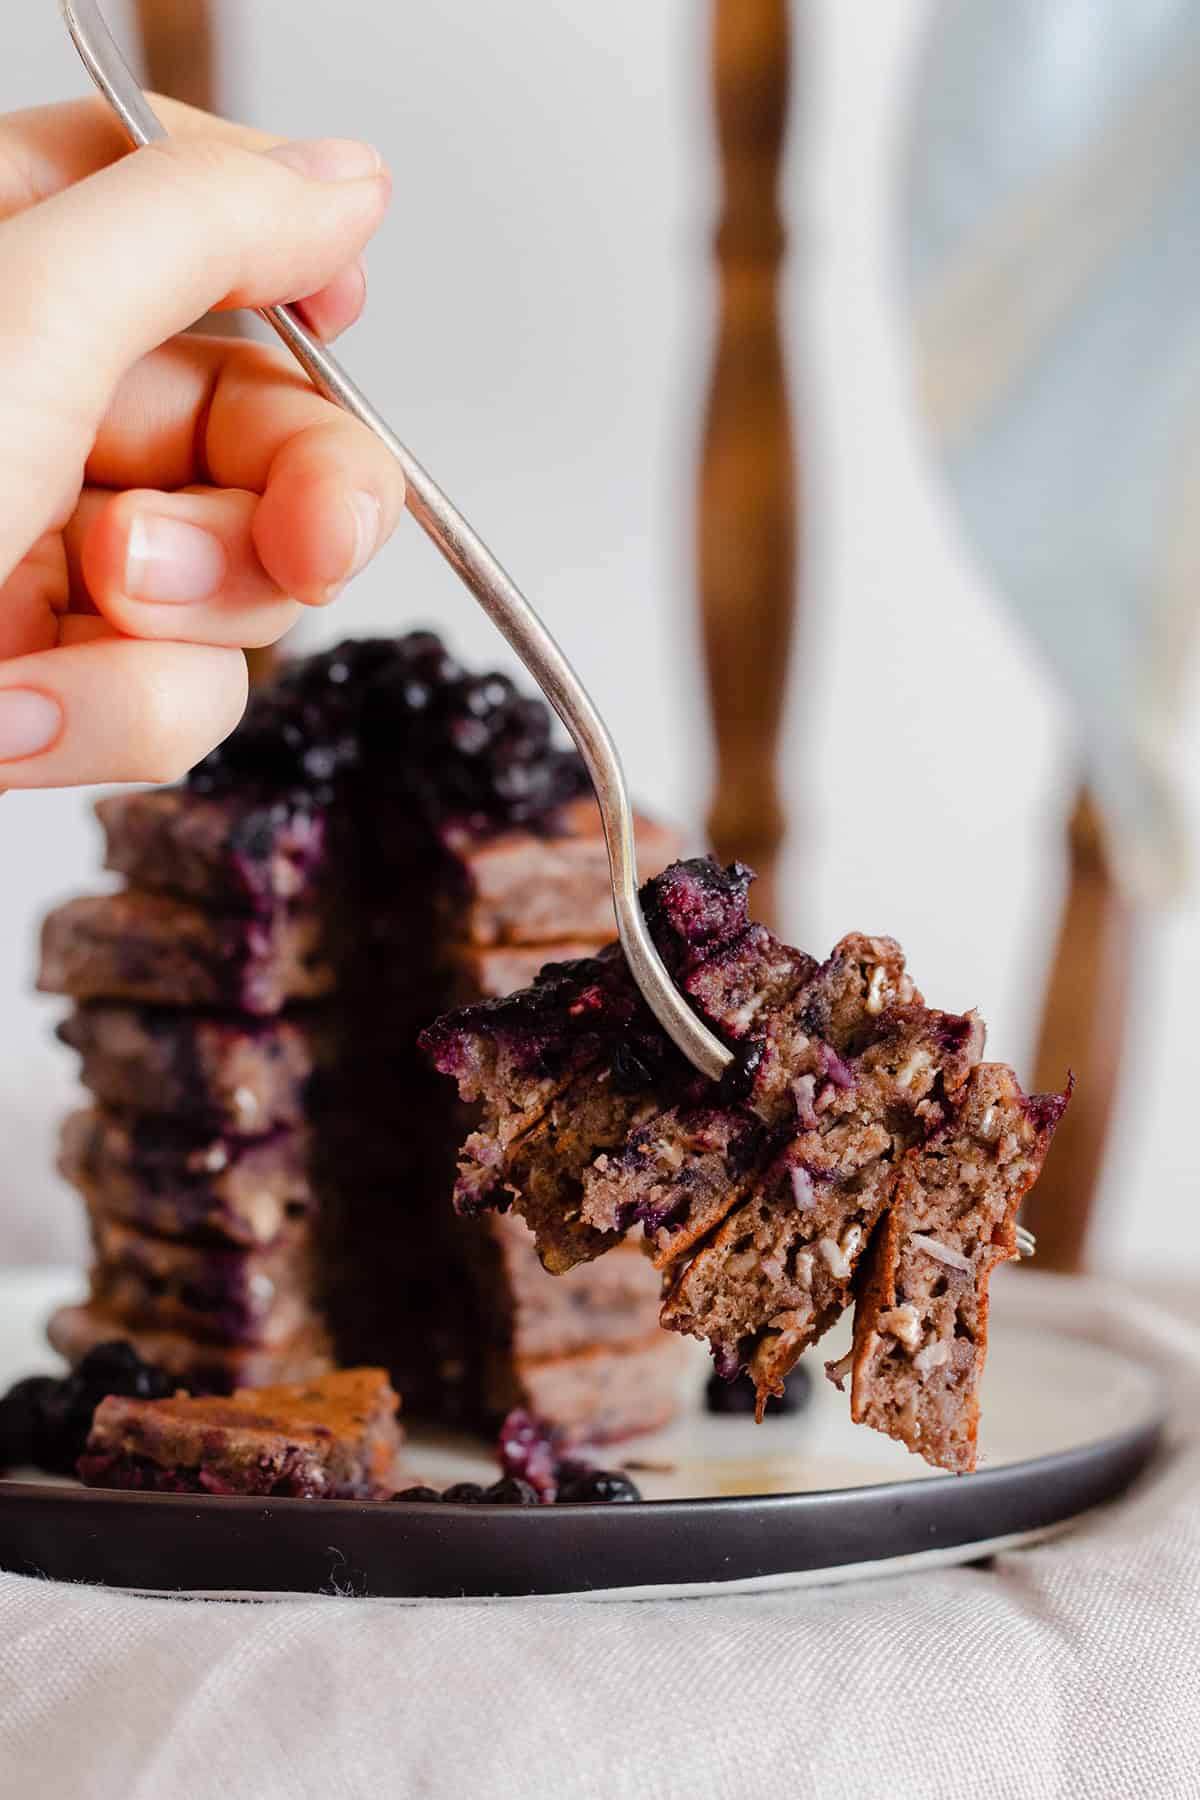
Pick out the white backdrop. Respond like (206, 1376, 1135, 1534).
(1, 0, 1197, 1274)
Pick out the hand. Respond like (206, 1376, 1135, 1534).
(0, 97, 402, 789)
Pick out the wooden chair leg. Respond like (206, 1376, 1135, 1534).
(135, 0, 234, 336)
(134, 0, 216, 111)
(699, 0, 797, 930)
(133, 0, 238, 353)
(1023, 785, 1136, 1271)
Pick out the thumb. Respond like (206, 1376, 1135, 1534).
(0, 134, 388, 576)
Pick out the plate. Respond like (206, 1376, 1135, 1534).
(0, 1268, 1166, 1599)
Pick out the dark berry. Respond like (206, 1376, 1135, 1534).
(405, 638, 462, 685)
(710, 1342, 747, 1383)
(33, 1377, 95, 1474)
(705, 1363, 812, 1417)
(76, 1341, 175, 1403)
(640, 858, 754, 961)
(481, 1477, 540, 1506)
(441, 1481, 488, 1504)
(449, 715, 492, 757)
(391, 1486, 443, 1503)
(0, 1376, 59, 1470)
(0, 1341, 176, 1476)
(717, 1037, 765, 1104)
(492, 761, 539, 803)
(461, 674, 514, 717)
(556, 1470, 642, 1505)
(398, 629, 444, 664)
(300, 742, 344, 782)
(553, 1456, 593, 1489)
(507, 696, 551, 743)
(610, 1041, 655, 1092)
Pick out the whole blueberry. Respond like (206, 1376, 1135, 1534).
(441, 1481, 488, 1504)
(481, 1477, 540, 1506)
(18, 1341, 177, 1476)
(460, 674, 514, 718)
(449, 716, 491, 757)
(77, 1341, 174, 1404)
(610, 1042, 655, 1093)
(391, 1486, 443, 1504)
(0, 1376, 59, 1470)
(556, 1470, 642, 1505)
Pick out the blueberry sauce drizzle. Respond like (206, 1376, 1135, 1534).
(421, 856, 757, 1096)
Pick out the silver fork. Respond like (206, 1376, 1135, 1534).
(60, 0, 732, 1084)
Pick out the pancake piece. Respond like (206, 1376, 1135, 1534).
(425, 856, 1069, 1470)
(78, 1367, 402, 1498)
(844, 1065, 1070, 1472)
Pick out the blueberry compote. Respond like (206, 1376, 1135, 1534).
(494, 1407, 641, 1505)
(0, 1341, 174, 1476)
(188, 632, 589, 836)
(387, 1408, 646, 1505)
(420, 856, 766, 1142)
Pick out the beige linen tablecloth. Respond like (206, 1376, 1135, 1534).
(1, 1273, 1197, 1800)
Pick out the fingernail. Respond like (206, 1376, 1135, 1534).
(0, 689, 62, 762)
(267, 138, 383, 182)
(126, 517, 228, 605)
(346, 491, 382, 579)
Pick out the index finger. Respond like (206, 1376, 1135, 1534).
(0, 95, 278, 220)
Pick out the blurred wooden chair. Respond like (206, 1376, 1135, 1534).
(133, 0, 215, 114)
(139, 0, 1119, 1272)
(133, 0, 235, 355)
(132, 1, 275, 682)
(699, 0, 796, 934)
